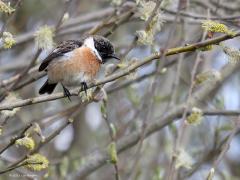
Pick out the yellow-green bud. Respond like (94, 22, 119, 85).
(62, 13, 69, 22)
(110, 0, 122, 6)
(186, 107, 203, 125)
(2, 32, 16, 49)
(25, 154, 49, 171)
(0, 1, 15, 14)
(195, 70, 221, 85)
(136, 30, 154, 45)
(222, 45, 240, 64)
(175, 148, 193, 169)
(139, 1, 156, 21)
(34, 26, 54, 50)
(207, 168, 215, 180)
(108, 142, 118, 164)
(202, 20, 236, 36)
(199, 45, 213, 51)
(16, 136, 35, 151)
(1, 93, 20, 118)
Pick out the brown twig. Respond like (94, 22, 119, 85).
(206, 117, 240, 179)
(167, 14, 209, 178)
(0, 123, 33, 155)
(0, 0, 22, 37)
(101, 99, 120, 180)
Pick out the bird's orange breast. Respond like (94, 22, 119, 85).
(47, 46, 101, 84)
(72, 46, 101, 76)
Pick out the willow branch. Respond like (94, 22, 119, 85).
(0, 31, 240, 110)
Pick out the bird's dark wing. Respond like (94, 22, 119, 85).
(38, 40, 83, 71)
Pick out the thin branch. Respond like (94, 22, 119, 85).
(145, 0, 163, 31)
(163, 8, 240, 21)
(102, 100, 120, 180)
(128, 1, 164, 178)
(0, 123, 33, 155)
(0, 31, 240, 110)
(206, 117, 240, 179)
(167, 12, 209, 178)
(0, 0, 22, 37)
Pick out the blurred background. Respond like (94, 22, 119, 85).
(0, 0, 240, 179)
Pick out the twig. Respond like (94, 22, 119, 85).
(128, 1, 173, 179)
(206, 117, 240, 179)
(0, 161, 28, 174)
(103, 9, 135, 37)
(163, 8, 240, 21)
(145, 0, 163, 31)
(0, 123, 33, 155)
(101, 100, 120, 180)
(167, 15, 208, 179)
(0, 0, 22, 37)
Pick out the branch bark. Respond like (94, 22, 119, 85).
(0, 32, 239, 111)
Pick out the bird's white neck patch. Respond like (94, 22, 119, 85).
(84, 37, 102, 62)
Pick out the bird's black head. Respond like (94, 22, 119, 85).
(93, 35, 120, 64)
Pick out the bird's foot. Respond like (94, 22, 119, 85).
(77, 82, 92, 101)
(81, 82, 88, 96)
(78, 82, 88, 95)
(62, 84, 71, 101)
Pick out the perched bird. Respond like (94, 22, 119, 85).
(38, 35, 119, 99)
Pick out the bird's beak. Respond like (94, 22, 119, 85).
(109, 54, 120, 60)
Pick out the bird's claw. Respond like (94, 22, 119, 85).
(62, 84, 71, 101)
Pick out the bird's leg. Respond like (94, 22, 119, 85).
(79, 82, 88, 96)
(61, 83, 71, 101)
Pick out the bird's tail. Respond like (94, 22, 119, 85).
(39, 80, 57, 94)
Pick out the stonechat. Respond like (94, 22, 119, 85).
(38, 35, 119, 99)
